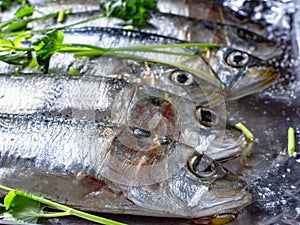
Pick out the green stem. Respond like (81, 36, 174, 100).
(99, 51, 219, 85)
(36, 210, 71, 218)
(0, 46, 34, 51)
(0, 185, 13, 193)
(113, 43, 220, 49)
(288, 127, 295, 157)
(0, 184, 127, 225)
(0, 10, 104, 37)
(235, 122, 254, 142)
(52, 14, 106, 31)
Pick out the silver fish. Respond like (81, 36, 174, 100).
(25, 1, 280, 60)
(0, 73, 245, 160)
(0, 113, 252, 221)
(48, 27, 278, 100)
(0, 25, 278, 100)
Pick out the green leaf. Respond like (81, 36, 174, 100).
(0, 51, 29, 65)
(100, 0, 157, 28)
(32, 30, 64, 72)
(4, 20, 28, 32)
(15, 4, 34, 18)
(4, 190, 43, 223)
(0, 184, 127, 225)
(0, 38, 14, 48)
(67, 67, 81, 75)
(13, 33, 31, 47)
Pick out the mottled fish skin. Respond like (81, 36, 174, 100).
(0, 113, 252, 219)
(23, 1, 280, 60)
(0, 72, 246, 160)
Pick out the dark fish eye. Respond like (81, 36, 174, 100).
(170, 70, 194, 85)
(160, 136, 171, 145)
(195, 107, 218, 127)
(132, 128, 151, 138)
(226, 51, 249, 67)
(188, 153, 216, 178)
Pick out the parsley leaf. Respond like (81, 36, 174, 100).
(14, 4, 34, 18)
(0, 184, 127, 225)
(100, 0, 157, 28)
(4, 190, 43, 223)
(32, 30, 64, 72)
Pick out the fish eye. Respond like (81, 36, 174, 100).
(226, 51, 249, 67)
(195, 107, 218, 127)
(170, 70, 194, 85)
(132, 128, 151, 138)
(160, 136, 171, 145)
(188, 153, 216, 178)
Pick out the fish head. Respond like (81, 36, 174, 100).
(117, 66, 248, 160)
(200, 121, 248, 161)
(125, 150, 252, 220)
(201, 47, 278, 100)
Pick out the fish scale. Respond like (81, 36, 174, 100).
(0, 73, 246, 160)
(47, 27, 278, 100)
(0, 112, 251, 220)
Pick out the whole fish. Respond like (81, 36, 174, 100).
(26, 1, 280, 60)
(0, 23, 278, 100)
(48, 27, 278, 100)
(0, 73, 246, 160)
(0, 113, 252, 223)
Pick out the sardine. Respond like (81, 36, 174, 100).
(49, 27, 278, 100)
(0, 113, 252, 221)
(26, 1, 280, 60)
(157, 0, 268, 37)
(0, 73, 246, 160)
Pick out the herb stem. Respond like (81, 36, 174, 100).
(235, 122, 254, 142)
(0, 184, 127, 225)
(288, 127, 295, 157)
(110, 43, 219, 50)
(101, 51, 218, 84)
(36, 210, 71, 218)
(0, 185, 13, 193)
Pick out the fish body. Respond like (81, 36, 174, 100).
(25, 1, 280, 60)
(0, 112, 252, 220)
(51, 27, 278, 100)
(0, 73, 245, 160)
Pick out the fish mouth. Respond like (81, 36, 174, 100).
(210, 212, 239, 225)
(190, 211, 241, 225)
(192, 183, 252, 223)
(225, 65, 278, 100)
(205, 124, 248, 161)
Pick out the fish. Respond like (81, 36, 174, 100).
(25, 1, 280, 60)
(50, 27, 278, 100)
(0, 73, 246, 160)
(0, 112, 252, 222)
(157, 0, 268, 38)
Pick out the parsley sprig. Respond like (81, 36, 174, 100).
(0, 29, 221, 82)
(0, 184, 126, 225)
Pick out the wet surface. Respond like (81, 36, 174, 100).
(36, 1, 300, 224)
(1, 0, 300, 225)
